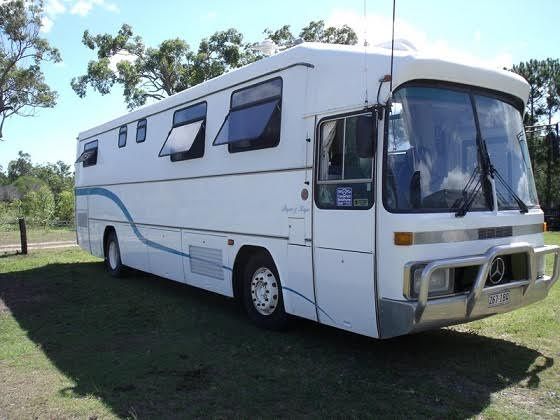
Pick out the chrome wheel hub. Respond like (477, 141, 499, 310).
(108, 241, 118, 270)
(250, 267, 279, 315)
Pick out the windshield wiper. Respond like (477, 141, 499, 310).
(480, 139, 529, 214)
(452, 165, 483, 217)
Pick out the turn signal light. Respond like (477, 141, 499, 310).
(394, 232, 413, 246)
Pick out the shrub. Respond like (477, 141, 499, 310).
(55, 190, 75, 222)
(22, 185, 55, 227)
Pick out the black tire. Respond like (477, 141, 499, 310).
(242, 252, 289, 330)
(104, 230, 125, 278)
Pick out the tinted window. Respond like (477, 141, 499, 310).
(231, 78, 282, 108)
(214, 100, 279, 145)
(385, 87, 484, 212)
(174, 103, 207, 125)
(213, 78, 282, 153)
(316, 114, 375, 209)
(159, 102, 206, 161)
(118, 125, 127, 148)
(136, 119, 147, 143)
(77, 140, 98, 167)
(474, 95, 538, 208)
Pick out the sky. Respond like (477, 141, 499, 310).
(0, 0, 558, 171)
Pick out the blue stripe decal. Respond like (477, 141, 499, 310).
(282, 286, 337, 324)
(77, 186, 336, 323)
(76, 187, 232, 271)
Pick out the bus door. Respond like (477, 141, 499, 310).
(312, 111, 379, 337)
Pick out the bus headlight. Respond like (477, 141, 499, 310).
(411, 265, 454, 298)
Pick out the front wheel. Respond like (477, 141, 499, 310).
(242, 253, 289, 330)
(105, 230, 125, 278)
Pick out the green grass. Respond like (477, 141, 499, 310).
(0, 225, 75, 246)
(0, 235, 559, 418)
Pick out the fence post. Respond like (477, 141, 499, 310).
(18, 217, 27, 255)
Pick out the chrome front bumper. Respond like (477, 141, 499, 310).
(379, 242, 560, 338)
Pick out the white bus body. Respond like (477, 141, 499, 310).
(75, 43, 559, 338)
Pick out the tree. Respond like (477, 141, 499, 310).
(543, 58, 560, 125)
(299, 20, 358, 45)
(263, 25, 295, 48)
(7, 150, 32, 181)
(11, 175, 47, 196)
(0, 0, 61, 139)
(510, 60, 547, 125)
(0, 165, 7, 185)
(32, 160, 73, 196)
(264, 20, 358, 48)
(191, 29, 259, 86)
(71, 24, 256, 110)
(55, 189, 74, 222)
(22, 184, 54, 226)
(72, 21, 358, 110)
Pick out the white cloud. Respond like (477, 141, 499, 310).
(70, 0, 119, 17)
(326, 9, 512, 69)
(41, 15, 54, 33)
(108, 49, 136, 72)
(46, 0, 66, 17)
(41, 0, 118, 33)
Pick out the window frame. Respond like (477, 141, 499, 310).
(314, 109, 376, 210)
(118, 125, 127, 148)
(158, 101, 207, 161)
(78, 139, 99, 168)
(212, 77, 283, 153)
(381, 79, 534, 215)
(136, 118, 147, 143)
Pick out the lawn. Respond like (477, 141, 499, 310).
(0, 225, 76, 246)
(0, 234, 559, 418)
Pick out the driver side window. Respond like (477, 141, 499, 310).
(316, 114, 375, 209)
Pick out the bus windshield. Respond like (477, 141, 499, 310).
(384, 85, 538, 212)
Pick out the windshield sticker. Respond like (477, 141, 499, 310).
(353, 198, 369, 207)
(336, 187, 352, 207)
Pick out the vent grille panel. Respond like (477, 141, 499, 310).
(189, 246, 224, 280)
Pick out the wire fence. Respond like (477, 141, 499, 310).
(0, 218, 76, 255)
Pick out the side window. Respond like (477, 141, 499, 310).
(316, 113, 375, 209)
(159, 102, 206, 161)
(213, 77, 282, 153)
(118, 125, 127, 148)
(136, 119, 147, 143)
(76, 140, 98, 167)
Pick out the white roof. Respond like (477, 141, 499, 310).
(78, 42, 530, 140)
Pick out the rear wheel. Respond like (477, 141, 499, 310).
(242, 252, 289, 330)
(105, 230, 125, 277)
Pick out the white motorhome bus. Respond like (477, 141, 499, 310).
(75, 42, 559, 339)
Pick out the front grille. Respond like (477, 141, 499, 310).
(485, 253, 528, 286)
(478, 226, 513, 240)
(448, 252, 529, 293)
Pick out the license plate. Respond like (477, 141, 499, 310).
(488, 290, 511, 307)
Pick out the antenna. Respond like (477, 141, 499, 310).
(389, 0, 396, 93)
(363, 0, 369, 107)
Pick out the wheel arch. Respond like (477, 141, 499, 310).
(231, 245, 276, 301)
(102, 225, 116, 256)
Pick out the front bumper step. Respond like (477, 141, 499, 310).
(379, 242, 560, 338)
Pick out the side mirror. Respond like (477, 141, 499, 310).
(356, 114, 377, 158)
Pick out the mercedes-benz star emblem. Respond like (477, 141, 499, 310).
(489, 257, 506, 285)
